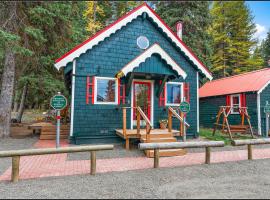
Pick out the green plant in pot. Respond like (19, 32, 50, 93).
(159, 119, 168, 129)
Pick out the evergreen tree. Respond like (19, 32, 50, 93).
(262, 30, 270, 66)
(156, 1, 213, 67)
(209, 1, 257, 78)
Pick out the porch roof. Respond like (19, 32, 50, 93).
(116, 43, 187, 79)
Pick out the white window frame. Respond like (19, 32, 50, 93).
(230, 94, 241, 114)
(165, 82, 184, 106)
(94, 77, 118, 105)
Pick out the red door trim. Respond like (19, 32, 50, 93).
(133, 81, 152, 120)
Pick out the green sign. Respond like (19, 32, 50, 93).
(265, 103, 270, 114)
(50, 94, 67, 110)
(180, 101, 190, 113)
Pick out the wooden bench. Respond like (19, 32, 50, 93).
(0, 145, 114, 182)
(232, 138, 270, 160)
(139, 141, 225, 168)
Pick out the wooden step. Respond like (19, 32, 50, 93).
(140, 137, 177, 143)
(146, 149, 187, 158)
(40, 135, 69, 140)
(140, 133, 174, 139)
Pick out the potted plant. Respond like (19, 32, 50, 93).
(159, 119, 168, 129)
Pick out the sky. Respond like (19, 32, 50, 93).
(246, 1, 270, 43)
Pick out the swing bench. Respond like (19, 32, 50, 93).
(212, 106, 254, 140)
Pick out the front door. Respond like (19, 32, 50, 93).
(133, 81, 152, 128)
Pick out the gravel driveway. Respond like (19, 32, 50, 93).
(1, 137, 270, 199)
(1, 159, 270, 199)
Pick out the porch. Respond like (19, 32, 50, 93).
(115, 106, 190, 157)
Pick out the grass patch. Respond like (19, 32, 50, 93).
(199, 128, 253, 145)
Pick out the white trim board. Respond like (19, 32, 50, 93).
(197, 72, 199, 133)
(257, 92, 262, 135)
(54, 4, 212, 80)
(94, 77, 119, 105)
(119, 43, 187, 79)
(258, 80, 270, 94)
(165, 82, 184, 106)
(70, 59, 76, 137)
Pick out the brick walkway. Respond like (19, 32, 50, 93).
(1, 140, 270, 181)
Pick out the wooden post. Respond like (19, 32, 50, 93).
(90, 151, 96, 175)
(248, 144, 253, 160)
(12, 156, 20, 182)
(125, 138, 130, 150)
(180, 112, 184, 136)
(205, 147, 211, 164)
(123, 108, 127, 138)
(168, 110, 172, 132)
(154, 149, 159, 168)
(136, 109, 140, 135)
(146, 124, 150, 143)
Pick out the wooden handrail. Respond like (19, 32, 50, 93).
(139, 141, 225, 167)
(137, 107, 152, 127)
(168, 107, 190, 127)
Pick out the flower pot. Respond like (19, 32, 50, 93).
(160, 122, 167, 129)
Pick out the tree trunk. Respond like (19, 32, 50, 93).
(16, 83, 28, 123)
(0, 47, 16, 138)
(13, 85, 19, 112)
(0, 2, 17, 138)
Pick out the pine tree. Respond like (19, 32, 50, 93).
(156, 1, 213, 67)
(209, 1, 257, 78)
(262, 30, 270, 66)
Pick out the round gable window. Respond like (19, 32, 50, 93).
(137, 36, 149, 50)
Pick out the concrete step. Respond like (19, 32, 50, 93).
(146, 149, 187, 158)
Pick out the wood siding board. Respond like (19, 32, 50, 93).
(71, 16, 199, 143)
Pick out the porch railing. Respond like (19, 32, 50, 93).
(168, 107, 190, 136)
(122, 106, 152, 142)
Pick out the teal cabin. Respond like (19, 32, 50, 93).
(199, 68, 270, 137)
(54, 3, 213, 146)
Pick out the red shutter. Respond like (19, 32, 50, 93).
(241, 93, 246, 108)
(226, 95, 231, 107)
(183, 83, 190, 103)
(118, 79, 126, 105)
(86, 76, 95, 104)
(159, 80, 166, 107)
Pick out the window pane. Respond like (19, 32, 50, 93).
(167, 84, 181, 104)
(96, 79, 116, 103)
(233, 96, 239, 104)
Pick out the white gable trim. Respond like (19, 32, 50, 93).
(54, 4, 212, 80)
(118, 43, 187, 79)
(258, 80, 270, 94)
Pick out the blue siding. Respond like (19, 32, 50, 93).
(200, 92, 259, 134)
(260, 84, 270, 137)
(70, 15, 199, 144)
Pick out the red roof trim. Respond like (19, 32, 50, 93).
(144, 4, 211, 74)
(55, 3, 147, 63)
(55, 3, 211, 76)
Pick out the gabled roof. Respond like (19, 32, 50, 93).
(54, 3, 212, 80)
(199, 68, 270, 98)
(116, 43, 187, 79)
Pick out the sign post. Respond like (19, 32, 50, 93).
(50, 92, 67, 148)
(179, 98, 190, 142)
(264, 101, 270, 138)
